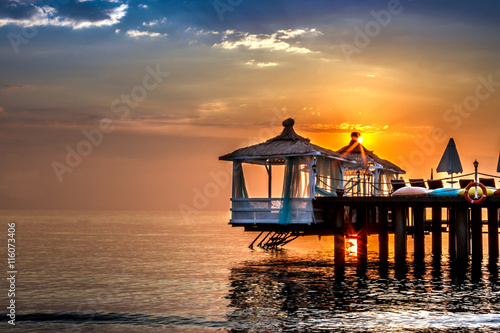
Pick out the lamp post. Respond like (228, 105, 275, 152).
(473, 159, 479, 182)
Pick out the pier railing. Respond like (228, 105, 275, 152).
(316, 172, 500, 198)
(230, 198, 321, 224)
(316, 175, 389, 197)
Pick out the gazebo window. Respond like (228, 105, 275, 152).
(278, 157, 313, 225)
(233, 161, 248, 199)
(315, 157, 344, 195)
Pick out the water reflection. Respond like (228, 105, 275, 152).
(227, 252, 500, 332)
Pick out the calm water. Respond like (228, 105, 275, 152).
(1, 210, 499, 332)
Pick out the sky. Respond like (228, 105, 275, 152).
(1, 0, 500, 211)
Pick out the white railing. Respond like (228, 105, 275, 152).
(230, 198, 321, 224)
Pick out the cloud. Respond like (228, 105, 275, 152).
(1, 84, 31, 90)
(0, 1, 39, 20)
(245, 60, 278, 68)
(195, 29, 219, 36)
(213, 29, 321, 54)
(126, 30, 167, 39)
(276, 28, 323, 39)
(0, 1, 128, 29)
(305, 123, 390, 134)
(196, 102, 229, 115)
(142, 18, 166, 26)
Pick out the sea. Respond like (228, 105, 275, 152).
(1, 210, 500, 332)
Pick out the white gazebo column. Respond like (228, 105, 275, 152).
(306, 156, 316, 198)
(373, 169, 380, 196)
(339, 164, 345, 189)
(232, 161, 238, 199)
(232, 160, 245, 199)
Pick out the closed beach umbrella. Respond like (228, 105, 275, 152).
(437, 138, 463, 187)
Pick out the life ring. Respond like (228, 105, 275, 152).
(464, 181, 487, 204)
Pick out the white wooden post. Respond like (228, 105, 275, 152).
(232, 161, 237, 199)
(373, 169, 380, 196)
(311, 160, 315, 199)
(340, 164, 345, 189)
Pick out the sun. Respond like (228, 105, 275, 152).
(357, 136, 363, 144)
(345, 236, 357, 256)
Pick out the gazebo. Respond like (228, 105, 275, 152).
(219, 118, 354, 225)
(336, 132, 405, 196)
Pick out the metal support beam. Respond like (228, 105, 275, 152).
(257, 232, 271, 248)
(249, 231, 264, 249)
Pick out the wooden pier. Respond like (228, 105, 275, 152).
(220, 118, 500, 277)
(238, 196, 500, 275)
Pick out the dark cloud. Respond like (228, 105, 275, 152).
(0, 0, 127, 28)
(1, 0, 500, 36)
(55, 0, 124, 23)
(140, 0, 500, 34)
(0, 1, 38, 19)
(1, 84, 31, 90)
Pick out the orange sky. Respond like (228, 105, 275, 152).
(1, 1, 500, 210)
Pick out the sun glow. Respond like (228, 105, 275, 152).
(357, 136, 363, 143)
(345, 236, 357, 256)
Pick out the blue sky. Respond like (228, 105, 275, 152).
(1, 0, 500, 209)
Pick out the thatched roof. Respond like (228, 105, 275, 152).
(219, 118, 352, 164)
(336, 133, 405, 174)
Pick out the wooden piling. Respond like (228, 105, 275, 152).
(432, 206, 442, 257)
(334, 234, 345, 271)
(488, 260, 498, 283)
(455, 206, 469, 267)
(393, 205, 406, 268)
(238, 195, 500, 279)
(356, 207, 368, 275)
(357, 232, 368, 275)
(333, 206, 345, 272)
(448, 207, 456, 261)
(470, 206, 482, 262)
(413, 205, 425, 263)
(488, 206, 499, 260)
(378, 205, 389, 264)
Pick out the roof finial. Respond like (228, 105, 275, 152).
(266, 117, 308, 142)
(282, 118, 295, 128)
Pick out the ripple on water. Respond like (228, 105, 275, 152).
(226, 253, 500, 332)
